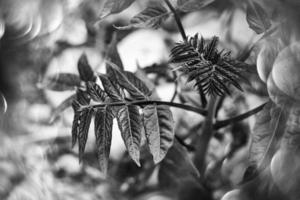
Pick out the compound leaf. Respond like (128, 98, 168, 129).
(143, 104, 174, 163)
(116, 2, 169, 30)
(116, 105, 142, 166)
(94, 106, 114, 174)
(246, 1, 271, 34)
(177, 0, 215, 12)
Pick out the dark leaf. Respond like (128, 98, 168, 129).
(50, 94, 76, 123)
(78, 53, 95, 82)
(86, 82, 108, 102)
(42, 73, 81, 91)
(143, 105, 174, 163)
(246, 1, 271, 34)
(159, 140, 200, 187)
(94, 106, 114, 174)
(99, 74, 124, 102)
(106, 33, 124, 70)
(249, 101, 287, 171)
(107, 63, 151, 100)
(116, 105, 142, 166)
(177, 0, 215, 12)
(78, 108, 94, 162)
(99, 0, 135, 19)
(116, 2, 169, 30)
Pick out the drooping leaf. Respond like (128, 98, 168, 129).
(78, 53, 96, 82)
(99, 74, 124, 102)
(143, 104, 174, 163)
(116, 105, 142, 166)
(86, 82, 108, 102)
(50, 94, 76, 123)
(177, 0, 215, 12)
(71, 90, 91, 148)
(116, 2, 169, 30)
(42, 73, 81, 91)
(106, 33, 124, 70)
(246, 1, 271, 34)
(77, 108, 94, 162)
(249, 101, 287, 171)
(94, 106, 114, 174)
(159, 139, 200, 187)
(99, 0, 135, 19)
(107, 63, 151, 100)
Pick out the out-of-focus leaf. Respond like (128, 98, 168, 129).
(99, 0, 135, 19)
(246, 1, 271, 34)
(86, 82, 107, 102)
(116, 2, 169, 30)
(78, 53, 95, 82)
(99, 75, 124, 102)
(42, 73, 81, 91)
(116, 105, 142, 166)
(177, 0, 215, 12)
(77, 108, 94, 162)
(0, 92, 7, 115)
(106, 33, 124, 70)
(50, 94, 76, 123)
(94, 106, 114, 174)
(159, 140, 200, 187)
(0, 18, 4, 39)
(249, 101, 287, 171)
(107, 63, 151, 100)
(143, 104, 174, 163)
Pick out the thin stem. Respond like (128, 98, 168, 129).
(83, 100, 207, 116)
(213, 102, 267, 130)
(164, 0, 187, 42)
(170, 71, 178, 102)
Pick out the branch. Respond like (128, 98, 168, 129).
(213, 102, 267, 129)
(82, 100, 208, 116)
(164, 0, 187, 42)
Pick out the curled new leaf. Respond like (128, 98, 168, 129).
(94, 107, 114, 174)
(107, 63, 151, 100)
(177, 0, 215, 12)
(78, 53, 95, 82)
(249, 101, 287, 171)
(41, 73, 81, 91)
(116, 105, 142, 166)
(143, 105, 174, 163)
(99, 0, 135, 19)
(116, 2, 169, 30)
(246, 1, 271, 34)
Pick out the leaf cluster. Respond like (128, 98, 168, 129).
(170, 34, 244, 97)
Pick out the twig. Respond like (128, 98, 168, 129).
(213, 102, 267, 129)
(83, 100, 208, 116)
(164, 0, 187, 42)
